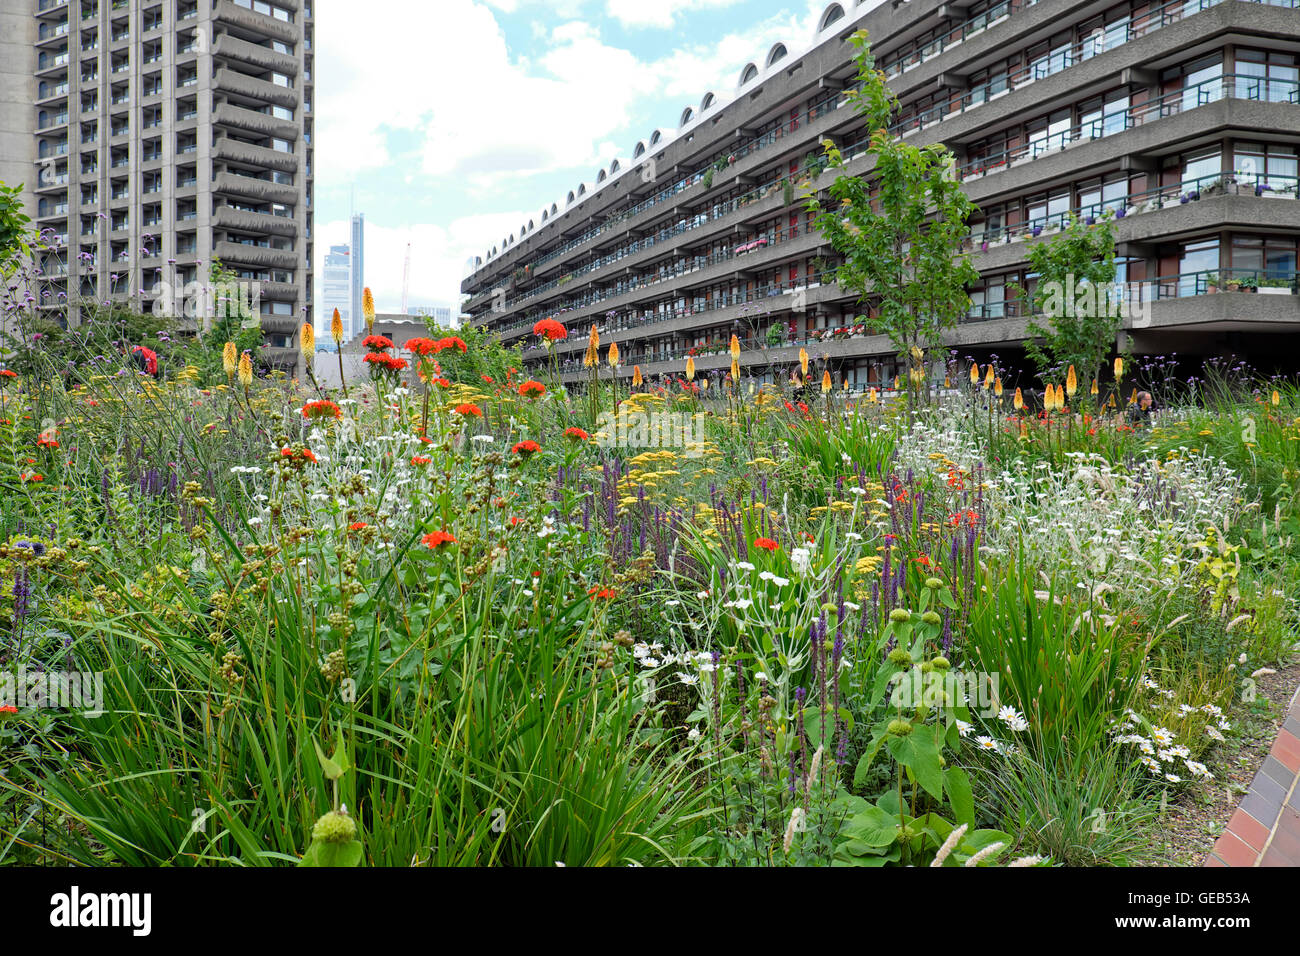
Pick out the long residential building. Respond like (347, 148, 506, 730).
(5, 0, 315, 371)
(461, 0, 1300, 388)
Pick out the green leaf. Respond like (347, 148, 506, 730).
(840, 805, 900, 847)
(299, 839, 364, 867)
(944, 766, 975, 828)
(852, 727, 888, 788)
(886, 731, 943, 801)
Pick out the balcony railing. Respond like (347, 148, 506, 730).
(959, 74, 1300, 180)
(965, 171, 1300, 250)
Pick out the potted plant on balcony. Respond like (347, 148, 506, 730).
(1206, 272, 1220, 293)
(1239, 274, 1258, 293)
(765, 322, 784, 348)
(1258, 277, 1292, 294)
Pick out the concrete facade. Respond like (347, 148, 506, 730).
(461, 0, 1300, 385)
(8, 0, 314, 373)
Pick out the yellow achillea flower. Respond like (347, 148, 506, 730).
(222, 341, 237, 378)
(331, 308, 344, 345)
(237, 352, 253, 387)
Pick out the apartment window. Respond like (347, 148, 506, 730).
(1179, 238, 1219, 294)
(1182, 148, 1221, 188)
(1079, 91, 1128, 139)
(270, 137, 294, 153)
(270, 105, 294, 120)
(1177, 57, 1223, 112)
(1235, 49, 1299, 104)
(270, 72, 293, 88)
(1234, 142, 1298, 188)
(1231, 237, 1297, 278)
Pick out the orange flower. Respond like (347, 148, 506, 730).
(753, 537, 779, 552)
(533, 318, 567, 341)
(410, 456, 432, 465)
(404, 337, 440, 356)
(349, 522, 368, 531)
(422, 530, 457, 549)
(564, 427, 590, 441)
(512, 439, 540, 456)
(454, 403, 483, 417)
(302, 399, 343, 420)
(518, 380, 546, 398)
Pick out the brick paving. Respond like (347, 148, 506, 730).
(1206, 684, 1300, 867)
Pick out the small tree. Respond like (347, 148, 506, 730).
(808, 30, 978, 396)
(0, 182, 31, 273)
(1015, 213, 1119, 387)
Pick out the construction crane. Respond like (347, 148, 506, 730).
(400, 241, 411, 314)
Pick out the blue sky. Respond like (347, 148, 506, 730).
(312, 0, 858, 320)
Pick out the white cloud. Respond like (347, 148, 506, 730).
(604, 0, 745, 30)
(314, 0, 838, 314)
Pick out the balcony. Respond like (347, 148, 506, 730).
(214, 204, 298, 237)
(214, 137, 299, 172)
(213, 0, 299, 44)
(214, 102, 298, 140)
(214, 170, 298, 204)
(214, 68, 299, 109)
(213, 33, 299, 75)
(215, 240, 298, 269)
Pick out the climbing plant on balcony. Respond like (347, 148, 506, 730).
(807, 30, 977, 387)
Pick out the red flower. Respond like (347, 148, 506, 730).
(454, 403, 482, 417)
(37, 436, 59, 449)
(349, 521, 368, 531)
(422, 530, 457, 549)
(518, 380, 546, 399)
(564, 427, 589, 441)
(753, 537, 779, 552)
(509, 516, 522, 527)
(434, 377, 451, 387)
(0, 369, 16, 378)
(19, 472, 43, 482)
(0, 704, 17, 715)
(362, 334, 395, 351)
(301, 448, 318, 463)
(437, 336, 467, 353)
(481, 374, 494, 384)
(512, 439, 540, 457)
(587, 586, 616, 599)
(410, 456, 432, 465)
(302, 399, 343, 420)
(404, 337, 440, 356)
(533, 318, 568, 341)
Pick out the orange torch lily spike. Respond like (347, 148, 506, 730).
(1066, 365, 1078, 398)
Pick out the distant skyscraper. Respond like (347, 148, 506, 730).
(349, 212, 364, 338)
(321, 242, 350, 346)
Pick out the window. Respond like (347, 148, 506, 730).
(1183, 148, 1221, 188)
(1235, 49, 1299, 104)
(1231, 237, 1297, 279)
(1234, 142, 1297, 189)
(1179, 238, 1219, 295)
